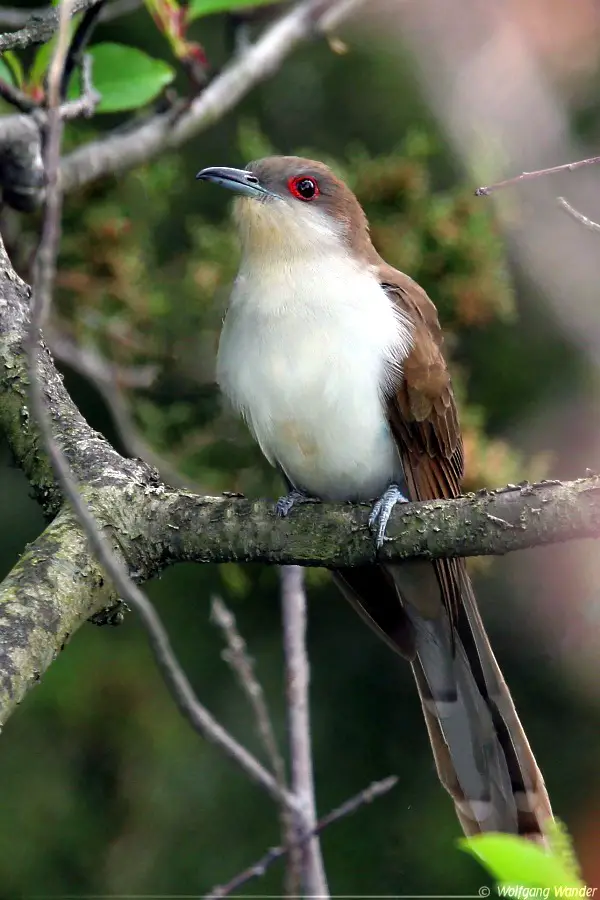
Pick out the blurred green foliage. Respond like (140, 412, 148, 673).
(0, 3, 598, 898)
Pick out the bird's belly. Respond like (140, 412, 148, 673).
(218, 315, 404, 502)
(262, 403, 400, 502)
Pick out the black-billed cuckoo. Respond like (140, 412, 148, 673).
(196, 156, 553, 841)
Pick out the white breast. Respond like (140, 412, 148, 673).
(216, 253, 413, 502)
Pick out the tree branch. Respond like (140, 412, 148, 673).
(475, 154, 600, 196)
(60, 1, 106, 100)
(0, 0, 103, 51)
(205, 775, 398, 899)
(0, 505, 115, 719)
(281, 565, 329, 897)
(210, 595, 301, 892)
(558, 196, 600, 233)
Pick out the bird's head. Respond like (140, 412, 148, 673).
(196, 156, 372, 262)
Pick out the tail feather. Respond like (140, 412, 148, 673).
(333, 560, 552, 841)
(408, 609, 517, 835)
(452, 567, 553, 838)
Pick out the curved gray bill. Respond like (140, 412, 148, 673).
(195, 166, 272, 199)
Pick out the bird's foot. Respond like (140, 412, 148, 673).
(275, 489, 320, 518)
(368, 483, 409, 549)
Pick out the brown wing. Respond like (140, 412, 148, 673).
(380, 266, 464, 623)
(335, 265, 552, 839)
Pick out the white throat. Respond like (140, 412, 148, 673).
(217, 232, 413, 501)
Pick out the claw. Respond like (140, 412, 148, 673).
(275, 489, 319, 518)
(368, 483, 409, 549)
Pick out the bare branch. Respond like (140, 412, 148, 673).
(60, 0, 367, 193)
(24, 0, 304, 821)
(205, 775, 398, 900)
(60, 0, 106, 99)
(0, 0, 103, 52)
(211, 595, 300, 890)
(475, 155, 600, 196)
(0, 0, 140, 28)
(558, 197, 600, 234)
(211, 596, 289, 792)
(0, 505, 121, 716)
(57, 53, 101, 120)
(281, 565, 329, 897)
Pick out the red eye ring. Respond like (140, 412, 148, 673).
(288, 175, 319, 201)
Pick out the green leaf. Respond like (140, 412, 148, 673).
(1, 51, 23, 87)
(0, 57, 14, 86)
(70, 44, 175, 113)
(459, 835, 584, 890)
(30, 38, 56, 88)
(187, 0, 284, 23)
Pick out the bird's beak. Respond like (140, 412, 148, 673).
(195, 166, 274, 200)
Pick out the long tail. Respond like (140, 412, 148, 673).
(333, 560, 553, 841)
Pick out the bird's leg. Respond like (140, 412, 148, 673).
(275, 488, 320, 518)
(368, 483, 409, 549)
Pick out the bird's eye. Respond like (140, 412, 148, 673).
(288, 176, 319, 201)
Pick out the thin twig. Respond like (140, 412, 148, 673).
(52, 54, 100, 120)
(25, 0, 304, 821)
(211, 596, 289, 792)
(211, 595, 300, 892)
(558, 196, 600, 234)
(205, 775, 398, 900)
(60, 0, 106, 99)
(30, 0, 72, 323)
(475, 155, 600, 196)
(281, 565, 329, 898)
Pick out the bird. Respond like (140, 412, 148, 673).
(196, 156, 553, 842)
